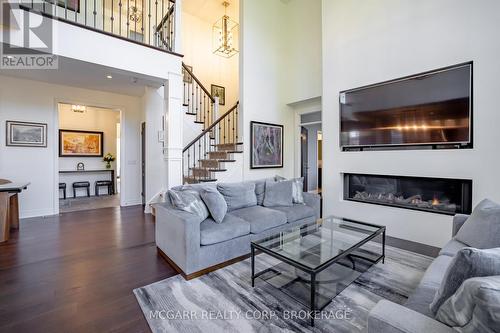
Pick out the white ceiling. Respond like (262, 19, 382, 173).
(0, 55, 165, 96)
(183, 0, 239, 23)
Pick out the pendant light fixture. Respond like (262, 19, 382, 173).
(212, 1, 239, 58)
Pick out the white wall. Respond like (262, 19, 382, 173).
(181, 11, 239, 113)
(240, 0, 322, 182)
(59, 104, 119, 171)
(283, 0, 322, 104)
(0, 75, 143, 218)
(322, 0, 500, 247)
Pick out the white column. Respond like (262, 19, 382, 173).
(164, 71, 184, 188)
(173, 0, 182, 53)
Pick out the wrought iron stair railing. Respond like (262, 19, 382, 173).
(183, 102, 240, 184)
(18, 0, 176, 52)
(181, 62, 217, 130)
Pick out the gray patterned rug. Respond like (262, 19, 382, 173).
(134, 246, 432, 332)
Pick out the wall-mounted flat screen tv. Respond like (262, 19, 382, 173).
(340, 62, 472, 150)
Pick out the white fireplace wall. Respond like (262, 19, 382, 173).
(322, 0, 500, 247)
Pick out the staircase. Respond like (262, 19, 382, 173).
(181, 63, 241, 184)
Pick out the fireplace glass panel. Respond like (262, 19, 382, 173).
(344, 174, 472, 215)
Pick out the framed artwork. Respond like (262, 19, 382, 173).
(183, 65, 193, 83)
(6, 121, 47, 147)
(46, 0, 80, 12)
(59, 129, 103, 157)
(250, 121, 283, 169)
(211, 84, 225, 106)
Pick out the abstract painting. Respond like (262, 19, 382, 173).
(6, 121, 47, 147)
(250, 121, 283, 169)
(59, 130, 103, 157)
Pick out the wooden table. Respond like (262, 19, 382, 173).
(0, 182, 29, 243)
(59, 169, 115, 194)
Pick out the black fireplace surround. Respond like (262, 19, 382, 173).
(344, 173, 472, 215)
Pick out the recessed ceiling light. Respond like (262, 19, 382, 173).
(106, 75, 113, 79)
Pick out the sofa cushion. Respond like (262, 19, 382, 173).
(168, 189, 209, 221)
(271, 204, 316, 223)
(430, 247, 500, 316)
(217, 182, 257, 211)
(455, 199, 500, 249)
(435, 275, 500, 331)
(253, 179, 267, 206)
(263, 179, 293, 207)
(439, 239, 468, 257)
(172, 183, 217, 193)
(229, 206, 287, 234)
(200, 187, 227, 223)
(200, 214, 250, 246)
(275, 175, 305, 204)
(405, 255, 454, 317)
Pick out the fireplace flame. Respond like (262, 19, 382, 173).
(432, 197, 440, 206)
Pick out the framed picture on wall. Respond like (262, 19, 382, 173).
(183, 65, 193, 83)
(59, 129, 103, 157)
(6, 120, 47, 147)
(250, 121, 283, 169)
(211, 84, 225, 105)
(45, 0, 80, 12)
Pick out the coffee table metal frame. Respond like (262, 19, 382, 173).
(250, 216, 386, 326)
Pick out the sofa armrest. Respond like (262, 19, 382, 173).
(452, 214, 469, 237)
(154, 202, 202, 275)
(368, 300, 455, 333)
(303, 192, 321, 220)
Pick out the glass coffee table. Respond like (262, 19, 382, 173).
(251, 216, 386, 326)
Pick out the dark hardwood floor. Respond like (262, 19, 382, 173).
(0, 205, 176, 333)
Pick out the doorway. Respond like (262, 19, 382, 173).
(299, 111, 322, 194)
(57, 103, 122, 213)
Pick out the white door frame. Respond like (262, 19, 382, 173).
(293, 110, 322, 182)
(53, 99, 126, 214)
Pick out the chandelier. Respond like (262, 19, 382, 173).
(129, 6, 142, 23)
(212, 1, 239, 58)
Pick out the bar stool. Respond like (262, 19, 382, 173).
(95, 180, 113, 196)
(59, 183, 67, 200)
(73, 181, 90, 198)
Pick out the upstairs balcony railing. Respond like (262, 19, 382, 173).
(19, 0, 176, 52)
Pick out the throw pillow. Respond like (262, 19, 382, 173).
(168, 189, 209, 221)
(435, 275, 500, 332)
(263, 179, 293, 207)
(217, 182, 257, 211)
(275, 175, 305, 204)
(200, 187, 227, 223)
(429, 247, 500, 316)
(455, 199, 500, 249)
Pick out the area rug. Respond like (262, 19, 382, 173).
(134, 246, 432, 332)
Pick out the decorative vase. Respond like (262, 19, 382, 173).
(106, 162, 111, 169)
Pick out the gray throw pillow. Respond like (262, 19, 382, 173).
(455, 199, 500, 249)
(430, 247, 500, 316)
(435, 275, 500, 332)
(275, 175, 305, 204)
(168, 189, 209, 221)
(200, 187, 227, 223)
(263, 179, 293, 207)
(217, 182, 257, 211)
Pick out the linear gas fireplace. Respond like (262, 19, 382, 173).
(344, 173, 472, 215)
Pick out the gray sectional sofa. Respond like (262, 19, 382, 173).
(368, 214, 480, 333)
(155, 179, 321, 279)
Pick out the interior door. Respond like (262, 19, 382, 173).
(301, 126, 309, 192)
(141, 122, 146, 206)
